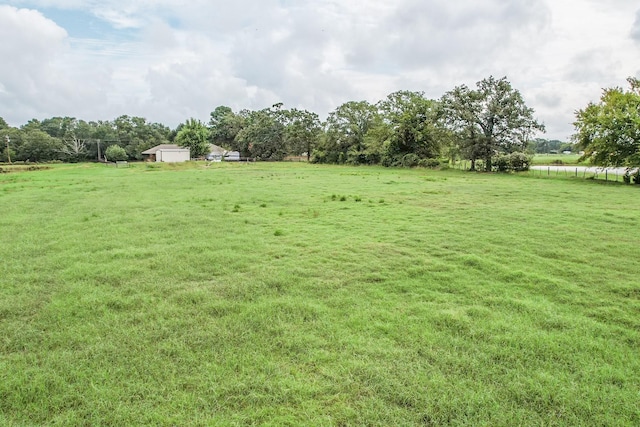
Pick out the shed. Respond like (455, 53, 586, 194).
(142, 144, 191, 162)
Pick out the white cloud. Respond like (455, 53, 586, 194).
(632, 9, 640, 43)
(1, 0, 640, 141)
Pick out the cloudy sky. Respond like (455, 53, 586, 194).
(1, 0, 639, 140)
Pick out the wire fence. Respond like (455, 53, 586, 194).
(528, 166, 638, 183)
(450, 162, 638, 183)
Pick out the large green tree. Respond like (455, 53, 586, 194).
(209, 106, 245, 149)
(17, 130, 63, 162)
(573, 77, 640, 167)
(315, 101, 380, 164)
(283, 108, 322, 161)
(378, 90, 442, 165)
(235, 105, 288, 161)
(175, 118, 210, 158)
(441, 76, 545, 171)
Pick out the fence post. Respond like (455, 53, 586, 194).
(548, 167, 550, 176)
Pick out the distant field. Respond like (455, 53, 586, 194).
(531, 153, 585, 165)
(1, 162, 639, 425)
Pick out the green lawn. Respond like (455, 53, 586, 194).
(1, 162, 639, 426)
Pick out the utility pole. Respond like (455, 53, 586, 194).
(4, 135, 10, 164)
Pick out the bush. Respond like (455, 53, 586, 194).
(509, 152, 532, 171)
(418, 158, 441, 168)
(493, 154, 511, 172)
(401, 153, 420, 168)
(632, 169, 640, 185)
(381, 154, 400, 167)
(105, 145, 128, 162)
(492, 152, 532, 172)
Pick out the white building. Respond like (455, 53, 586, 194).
(142, 145, 191, 162)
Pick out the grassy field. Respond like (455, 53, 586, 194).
(1, 162, 639, 426)
(531, 154, 586, 165)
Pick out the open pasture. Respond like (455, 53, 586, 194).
(531, 153, 585, 166)
(1, 162, 639, 425)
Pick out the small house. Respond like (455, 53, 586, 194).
(142, 144, 191, 162)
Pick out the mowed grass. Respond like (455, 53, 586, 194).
(0, 162, 639, 426)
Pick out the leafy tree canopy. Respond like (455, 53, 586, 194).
(176, 118, 210, 158)
(441, 76, 545, 171)
(573, 77, 640, 167)
(105, 145, 128, 162)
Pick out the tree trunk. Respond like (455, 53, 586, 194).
(470, 158, 476, 171)
(485, 156, 492, 172)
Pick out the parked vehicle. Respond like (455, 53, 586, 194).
(223, 151, 241, 161)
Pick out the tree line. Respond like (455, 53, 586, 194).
(0, 116, 173, 163)
(2, 75, 638, 173)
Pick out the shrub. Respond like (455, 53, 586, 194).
(401, 153, 420, 168)
(493, 154, 511, 172)
(381, 153, 401, 167)
(509, 152, 532, 171)
(418, 158, 441, 168)
(105, 145, 128, 162)
(492, 152, 532, 172)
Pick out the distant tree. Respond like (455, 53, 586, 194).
(40, 117, 76, 139)
(209, 106, 245, 149)
(105, 145, 128, 162)
(17, 130, 63, 162)
(283, 108, 322, 160)
(315, 101, 380, 164)
(58, 137, 87, 162)
(573, 77, 640, 167)
(235, 105, 288, 160)
(441, 76, 545, 171)
(1, 119, 12, 162)
(175, 118, 210, 158)
(1, 127, 22, 162)
(21, 119, 42, 132)
(378, 90, 443, 165)
(86, 120, 118, 161)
